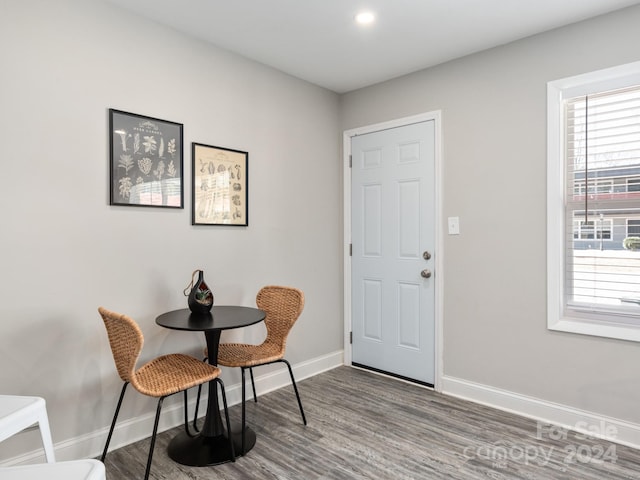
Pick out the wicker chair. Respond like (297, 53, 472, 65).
(98, 307, 234, 480)
(195, 286, 306, 454)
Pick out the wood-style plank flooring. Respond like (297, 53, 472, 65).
(103, 366, 640, 479)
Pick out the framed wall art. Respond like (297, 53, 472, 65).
(192, 142, 248, 226)
(109, 109, 183, 208)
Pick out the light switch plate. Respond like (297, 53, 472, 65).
(448, 216, 460, 235)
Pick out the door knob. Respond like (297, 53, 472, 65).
(421, 269, 432, 278)
(423, 251, 431, 260)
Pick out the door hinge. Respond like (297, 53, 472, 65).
(350, 331, 353, 344)
(349, 243, 352, 256)
(349, 154, 352, 168)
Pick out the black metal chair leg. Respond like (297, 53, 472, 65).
(192, 356, 208, 432)
(192, 385, 201, 432)
(183, 390, 197, 437)
(144, 397, 165, 480)
(249, 367, 257, 402)
(101, 382, 129, 461)
(281, 359, 307, 425)
(216, 378, 235, 462)
(241, 367, 247, 455)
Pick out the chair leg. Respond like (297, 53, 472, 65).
(101, 382, 129, 461)
(35, 402, 56, 463)
(144, 397, 165, 480)
(192, 356, 208, 432)
(193, 384, 202, 432)
(249, 367, 257, 402)
(216, 378, 235, 462)
(241, 367, 247, 455)
(280, 359, 307, 425)
(182, 390, 197, 437)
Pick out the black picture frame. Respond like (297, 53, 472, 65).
(192, 142, 249, 226)
(109, 109, 184, 208)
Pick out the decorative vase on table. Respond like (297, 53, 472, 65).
(184, 269, 214, 314)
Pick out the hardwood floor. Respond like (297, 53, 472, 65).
(102, 366, 640, 479)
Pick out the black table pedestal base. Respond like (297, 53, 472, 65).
(167, 426, 256, 466)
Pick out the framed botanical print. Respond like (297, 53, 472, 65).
(109, 109, 183, 208)
(192, 143, 248, 226)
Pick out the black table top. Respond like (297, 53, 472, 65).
(156, 306, 265, 332)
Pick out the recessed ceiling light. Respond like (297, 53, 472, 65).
(355, 11, 375, 25)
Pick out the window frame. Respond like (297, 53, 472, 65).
(572, 217, 613, 240)
(547, 61, 640, 342)
(573, 179, 614, 195)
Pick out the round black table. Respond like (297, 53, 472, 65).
(156, 306, 265, 466)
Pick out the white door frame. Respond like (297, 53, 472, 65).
(343, 110, 444, 392)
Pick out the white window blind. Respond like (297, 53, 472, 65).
(564, 84, 640, 322)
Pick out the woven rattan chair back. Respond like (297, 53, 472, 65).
(98, 307, 143, 384)
(257, 285, 305, 350)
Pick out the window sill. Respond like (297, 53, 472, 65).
(549, 316, 640, 343)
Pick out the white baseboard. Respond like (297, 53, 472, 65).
(1, 350, 344, 467)
(442, 375, 640, 450)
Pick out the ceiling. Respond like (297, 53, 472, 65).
(104, 0, 640, 93)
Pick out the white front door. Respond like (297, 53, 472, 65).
(350, 120, 436, 385)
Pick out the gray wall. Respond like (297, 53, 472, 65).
(0, 0, 342, 461)
(341, 5, 640, 423)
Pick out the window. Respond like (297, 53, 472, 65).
(574, 179, 613, 195)
(628, 177, 640, 192)
(573, 218, 612, 240)
(547, 61, 640, 342)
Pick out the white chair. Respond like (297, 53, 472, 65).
(1, 459, 105, 480)
(0, 395, 55, 463)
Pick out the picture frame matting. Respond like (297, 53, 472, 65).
(192, 142, 248, 226)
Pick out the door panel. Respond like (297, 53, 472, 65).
(351, 120, 435, 385)
(363, 280, 382, 340)
(398, 282, 420, 348)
